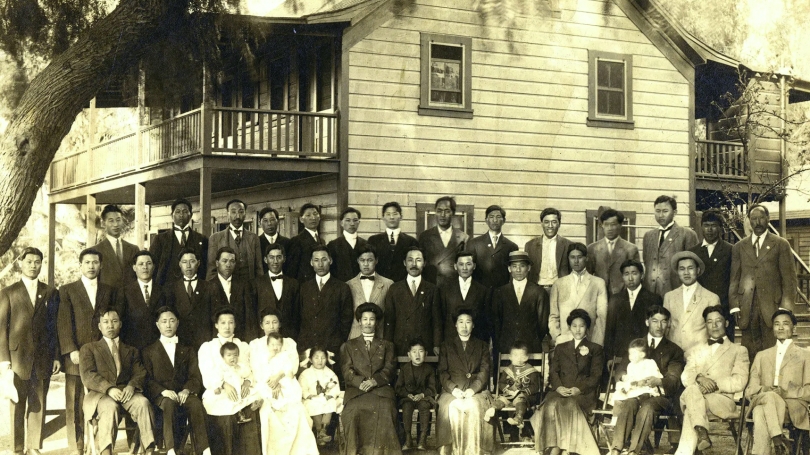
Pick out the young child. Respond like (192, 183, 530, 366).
(395, 338, 437, 450)
(485, 341, 541, 428)
(298, 346, 341, 446)
(611, 338, 663, 404)
(261, 333, 303, 410)
(202, 342, 262, 422)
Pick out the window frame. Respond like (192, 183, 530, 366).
(416, 203, 474, 236)
(587, 50, 634, 129)
(585, 208, 637, 244)
(418, 33, 474, 119)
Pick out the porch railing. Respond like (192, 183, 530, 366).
(694, 139, 747, 179)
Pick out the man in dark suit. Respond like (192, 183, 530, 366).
(642, 196, 699, 297)
(418, 196, 469, 287)
(258, 207, 291, 274)
(95, 204, 139, 289)
(142, 307, 209, 455)
(586, 208, 641, 296)
(285, 203, 326, 283)
(252, 242, 299, 339)
(0, 247, 60, 455)
(730, 204, 797, 360)
(465, 205, 518, 290)
(296, 246, 354, 367)
(384, 246, 442, 356)
(166, 248, 213, 350)
(690, 209, 734, 340)
(525, 207, 572, 288)
(328, 207, 368, 282)
(207, 199, 263, 281)
(603, 260, 663, 363)
(80, 308, 156, 455)
(611, 305, 684, 455)
(121, 251, 162, 351)
(209, 247, 257, 342)
(150, 198, 208, 286)
(367, 201, 420, 282)
(437, 251, 490, 343)
(57, 248, 120, 455)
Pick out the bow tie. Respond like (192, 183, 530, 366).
(270, 275, 283, 281)
(161, 336, 178, 344)
(230, 228, 242, 233)
(708, 338, 724, 345)
(174, 227, 190, 232)
(360, 275, 375, 280)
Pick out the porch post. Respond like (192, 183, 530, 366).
(48, 203, 56, 286)
(201, 63, 213, 156)
(200, 167, 212, 236)
(134, 183, 147, 249)
(86, 194, 97, 247)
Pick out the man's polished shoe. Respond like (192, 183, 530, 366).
(694, 425, 712, 451)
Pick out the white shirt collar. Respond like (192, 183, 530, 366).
(305, 228, 319, 239)
(458, 334, 471, 342)
(702, 239, 718, 247)
(160, 335, 178, 344)
(753, 231, 768, 243)
(318, 273, 331, 284)
(385, 227, 401, 236)
(777, 338, 793, 348)
(409, 275, 422, 288)
(218, 274, 232, 283)
(103, 336, 120, 345)
(184, 274, 198, 281)
(682, 282, 698, 292)
(268, 271, 283, 278)
(139, 279, 153, 288)
(489, 230, 501, 240)
(605, 236, 618, 244)
(217, 336, 234, 344)
(659, 221, 675, 231)
(106, 234, 122, 244)
(228, 224, 242, 232)
(81, 276, 98, 287)
(175, 223, 190, 231)
(21, 276, 38, 288)
(647, 334, 663, 345)
(543, 234, 557, 243)
(264, 232, 277, 241)
(438, 225, 452, 234)
(459, 276, 472, 286)
(343, 231, 358, 241)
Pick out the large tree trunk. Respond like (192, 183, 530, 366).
(0, 0, 179, 255)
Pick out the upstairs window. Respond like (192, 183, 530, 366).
(419, 33, 473, 119)
(587, 50, 634, 129)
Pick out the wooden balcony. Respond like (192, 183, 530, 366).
(694, 139, 747, 181)
(50, 107, 339, 192)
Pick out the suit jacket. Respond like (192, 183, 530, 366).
(663, 283, 719, 354)
(746, 342, 810, 430)
(340, 336, 397, 402)
(57, 280, 119, 376)
(395, 362, 437, 402)
(346, 273, 393, 340)
(384, 278, 442, 355)
(120, 281, 163, 351)
(690, 240, 732, 310)
(491, 281, 549, 353)
(438, 336, 490, 394)
(95, 237, 139, 289)
(297, 277, 354, 353)
(150, 228, 208, 286)
(0, 280, 60, 380)
(616, 336, 684, 398)
(586, 237, 641, 295)
(80, 338, 146, 417)
(642, 223, 699, 297)
(548, 271, 608, 344)
(367, 231, 420, 283)
(682, 340, 749, 399)
(251, 274, 300, 339)
(417, 226, 469, 287)
(730, 233, 797, 329)
(166, 279, 213, 350)
(549, 338, 604, 412)
(465, 233, 519, 289)
(285, 230, 326, 283)
(142, 339, 203, 402)
(259, 233, 291, 274)
(437, 278, 490, 343)
(603, 286, 662, 362)
(207, 229, 263, 281)
(327, 236, 369, 283)
(525, 235, 572, 284)
(209, 276, 257, 342)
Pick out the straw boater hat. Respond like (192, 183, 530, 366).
(508, 250, 532, 265)
(669, 251, 705, 277)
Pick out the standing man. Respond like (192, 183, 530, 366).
(166, 248, 213, 350)
(689, 209, 734, 340)
(586, 208, 640, 296)
(207, 199, 263, 281)
(328, 207, 368, 282)
(465, 205, 518, 290)
(730, 204, 797, 361)
(95, 205, 138, 289)
(663, 251, 718, 354)
(642, 196, 699, 297)
(251, 243, 300, 338)
(346, 244, 394, 340)
(367, 202, 420, 283)
(121, 251, 163, 351)
(286, 203, 326, 283)
(258, 207, 291, 274)
(150, 198, 208, 286)
(417, 196, 469, 287)
(0, 247, 60, 455)
(525, 208, 572, 289)
(491, 251, 549, 355)
(437, 251, 490, 343)
(57, 248, 119, 455)
(209, 247, 257, 342)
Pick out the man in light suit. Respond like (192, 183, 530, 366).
(663, 251, 719, 354)
(209, 247, 256, 342)
(95, 204, 139, 290)
(438, 251, 490, 343)
(80, 308, 156, 455)
(730, 204, 797, 361)
(525, 207, 572, 289)
(0, 247, 60, 455)
(328, 207, 368, 282)
(346, 244, 393, 340)
(642, 196, 699, 298)
(285, 203, 326, 283)
(746, 309, 810, 455)
(207, 199, 263, 281)
(586, 208, 640, 296)
(166, 248, 213, 350)
(675, 306, 749, 455)
(150, 198, 208, 286)
(689, 209, 734, 340)
(252, 243, 299, 339)
(367, 202, 420, 283)
(417, 196, 469, 287)
(120, 251, 162, 351)
(548, 243, 608, 345)
(258, 207, 291, 275)
(464, 205, 518, 290)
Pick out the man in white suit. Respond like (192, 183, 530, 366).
(346, 244, 393, 339)
(664, 251, 719, 354)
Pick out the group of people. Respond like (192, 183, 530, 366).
(0, 192, 805, 455)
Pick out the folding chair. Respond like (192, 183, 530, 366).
(395, 355, 440, 447)
(493, 352, 546, 447)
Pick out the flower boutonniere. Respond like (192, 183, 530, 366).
(578, 345, 589, 356)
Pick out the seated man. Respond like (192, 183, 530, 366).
(746, 309, 810, 455)
(79, 308, 156, 455)
(675, 305, 749, 455)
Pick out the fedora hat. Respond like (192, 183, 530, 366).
(508, 250, 532, 265)
(670, 251, 705, 277)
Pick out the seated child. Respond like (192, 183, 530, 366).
(394, 338, 437, 450)
(202, 342, 262, 421)
(485, 341, 541, 428)
(298, 346, 341, 446)
(611, 338, 663, 404)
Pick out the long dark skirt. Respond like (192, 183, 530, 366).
(342, 393, 402, 455)
(531, 392, 599, 455)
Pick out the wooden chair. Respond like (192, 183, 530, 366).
(84, 388, 141, 455)
(492, 352, 546, 447)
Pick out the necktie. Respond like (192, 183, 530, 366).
(390, 232, 395, 245)
(360, 275, 375, 281)
(608, 240, 614, 255)
(116, 239, 123, 265)
(144, 284, 150, 302)
(313, 232, 320, 244)
(186, 279, 194, 296)
(658, 226, 672, 247)
(111, 339, 121, 377)
(365, 339, 371, 351)
(271, 275, 283, 281)
(233, 229, 242, 246)
(462, 341, 467, 351)
(493, 234, 499, 247)
(410, 280, 418, 296)
(754, 236, 760, 257)
(318, 278, 324, 291)
(174, 227, 188, 246)
(708, 338, 724, 345)
(649, 338, 655, 350)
